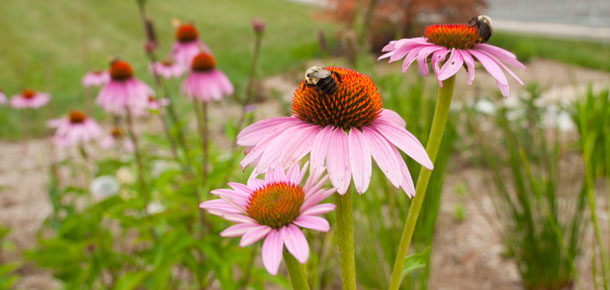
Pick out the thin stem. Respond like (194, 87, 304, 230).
(193, 99, 207, 183)
(201, 102, 209, 179)
(284, 250, 310, 290)
(125, 108, 148, 200)
(388, 75, 455, 290)
(234, 31, 263, 141)
(334, 190, 356, 290)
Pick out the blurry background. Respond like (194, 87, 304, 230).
(0, 0, 608, 289)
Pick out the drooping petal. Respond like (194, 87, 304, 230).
(378, 109, 406, 128)
(362, 127, 403, 188)
(310, 126, 333, 177)
(438, 48, 465, 81)
(371, 119, 433, 170)
(237, 117, 298, 146)
(294, 215, 331, 232)
(477, 50, 524, 86)
(417, 46, 444, 76)
(469, 50, 510, 97)
(240, 225, 273, 247)
(348, 128, 372, 193)
(220, 223, 260, 237)
(261, 230, 284, 275)
(301, 203, 336, 216)
(281, 225, 309, 264)
(476, 44, 527, 71)
(460, 50, 476, 85)
(326, 128, 351, 194)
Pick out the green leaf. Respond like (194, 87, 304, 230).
(401, 247, 430, 278)
(112, 272, 149, 290)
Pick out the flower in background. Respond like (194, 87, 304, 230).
(147, 96, 170, 111)
(90, 175, 120, 201)
(181, 52, 234, 102)
(96, 60, 154, 115)
(0, 88, 6, 105)
(81, 70, 110, 88)
(251, 18, 266, 35)
(378, 23, 526, 97)
(238, 67, 432, 196)
(171, 23, 212, 69)
(100, 126, 135, 152)
(150, 59, 183, 79)
(200, 163, 335, 275)
(10, 89, 51, 109)
(47, 110, 102, 147)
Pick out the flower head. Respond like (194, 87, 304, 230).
(11, 89, 51, 109)
(237, 67, 432, 196)
(100, 126, 134, 152)
(81, 70, 110, 88)
(200, 163, 335, 275)
(171, 23, 212, 69)
(47, 110, 102, 147)
(147, 96, 170, 111)
(379, 23, 526, 97)
(251, 18, 266, 35)
(96, 60, 154, 115)
(150, 59, 184, 79)
(181, 52, 234, 102)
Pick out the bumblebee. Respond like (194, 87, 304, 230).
(468, 15, 493, 43)
(303, 66, 341, 96)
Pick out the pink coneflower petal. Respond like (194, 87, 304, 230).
(294, 215, 330, 232)
(239, 67, 432, 196)
(48, 110, 102, 147)
(348, 128, 372, 193)
(438, 49, 464, 81)
(378, 23, 525, 97)
(201, 163, 335, 275)
(326, 129, 351, 194)
(281, 225, 309, 263)
(262, 230, 283, 275)
(240, 225, 272, 246)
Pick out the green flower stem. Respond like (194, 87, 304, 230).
(388, 75, 455, 290)
(284, 250, 310, 290)
(335, 190, 356, 290)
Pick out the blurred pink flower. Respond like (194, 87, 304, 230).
(378, 24, 526, 97)
(0, 89, 6, 105)
(96, 60, 153, 115)
(150, 59, 184, 79)
(81, 70, 110, 88)
(200, 163, 335, 275)
(11, 89, 51, 109)
(171, 23, 212, 69)
(147, 96, 170, 111)
(47, 110, 102, 147)
(181, 52, 234, 102)
(237, 67, 432, 196)
(251, 18, 266, 34)
(100, 127, 135, 152)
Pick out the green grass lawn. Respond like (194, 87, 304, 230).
(489, 31, 610, 72)
(0, 0, 337, 139)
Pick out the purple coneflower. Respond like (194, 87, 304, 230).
(200, 163, 335, 275)
(237, 67, 432, 196)
(150, 59, 183, 79)
(147, 96, 170, 111)
(96, 60, 154, 115)
(379, 24, 526, 97)
(11, 89, 51, 109)
(100, 126, 135, 152)
(81, 70, 110, 88)
(181, 52, 234, 102)
(47, 110, 102, 147)
(171, 23, 212, 69)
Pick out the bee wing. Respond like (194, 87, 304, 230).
(310, 69, 332, 79)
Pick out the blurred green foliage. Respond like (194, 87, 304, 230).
(0, 0, 337, 139)
(0, 225, 20, 289)
(490, 32, 610, 71)
(466, 85, 587, 290)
